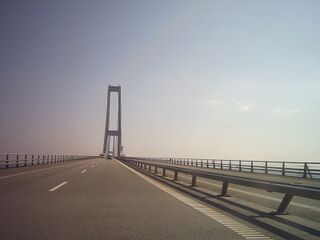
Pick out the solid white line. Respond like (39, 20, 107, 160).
(118, 161, 272, 240)
(49, 181, 68, 192)
(81, 170, 87, 174)
(245, 237, 271, 239)
(0, 160, 98, 180)
(0, 165, 69, 179)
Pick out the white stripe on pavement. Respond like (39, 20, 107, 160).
(0, 160, 98, 180)
(81, 170, 87, 174)
(49, 181, 68, 192)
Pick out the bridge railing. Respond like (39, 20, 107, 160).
(0, 153, 96, 169)
(119, 157, 320, 215)
(129, 157, 320, 179)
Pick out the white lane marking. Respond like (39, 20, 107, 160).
(81, 170, 87, 174)
(49, 181, 68, 192)
(118, 161, 273, 240)
(0, 160, 99, 180)
(245, 237, 271, 239)
(90, 165, 95, 168)
(0, 165, 70, 179)
(179, 175, 320, 213)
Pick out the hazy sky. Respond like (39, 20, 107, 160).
(0, 0, 319, 161)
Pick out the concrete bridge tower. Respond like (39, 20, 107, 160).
(103, 85, 122, 157)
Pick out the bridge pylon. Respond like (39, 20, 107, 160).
(103, 85, 122, 157)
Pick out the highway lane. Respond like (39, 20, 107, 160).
(0, 158, 263, 240)
(125, 163, 320, 239)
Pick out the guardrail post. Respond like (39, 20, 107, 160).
(16, 154, 19, 167)
(229, 160, 231, 170)
(37, 155, 40, 165)
(251, 161, 253, 172)
(6, 154, 9, 168)
(201, 160, 203, 167)
(239, 160, 241, 171)
(218, 182, 229, 197)
(174, 171, 178, 181)
(282, 162, 285, 176)
(148, 164, 151, 171)
(303, 163, 307, 178)
(162, 168, 166, 177)
(24, 154, 27, 166)
(221, 160, 223, 169)
(191, 175, 197, 187)
(273, 194, 293, 215)
(213, 160, 215, 169)
(206, 159, 209, 168)
(265, 161, 268, 174)
(154, 166, 158, 174)
(31, 155, 34, 166)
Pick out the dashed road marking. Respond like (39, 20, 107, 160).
(81, 170, 87, 174)
(118, 161, 273, 240)
(90, 165, 95, 168)
(49, 181, 68, 192)
(0, 160, 99, 180)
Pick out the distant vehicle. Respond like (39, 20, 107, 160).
(107, 155, 112, 159)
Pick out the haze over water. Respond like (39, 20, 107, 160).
(0, 1, 319, 161)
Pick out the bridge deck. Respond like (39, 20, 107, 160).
(0, 158, 245, 240)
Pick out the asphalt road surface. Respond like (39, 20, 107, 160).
(0, 158, 270, 240)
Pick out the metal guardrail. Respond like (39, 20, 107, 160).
(119, 157, 320, 215)
(0, 153, 96, 169)
(130, 157, 320, 179)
